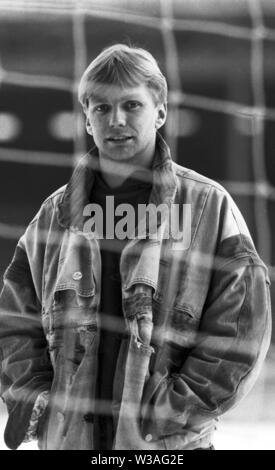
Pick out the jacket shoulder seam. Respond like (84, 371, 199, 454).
(27, 186, 66, 228)
(42, 185, 67, 206)
(173, 163, 228, 195)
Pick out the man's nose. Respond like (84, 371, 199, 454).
(109, 106, 126, 127)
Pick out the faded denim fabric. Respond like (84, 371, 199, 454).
(0, 134, 272, 450)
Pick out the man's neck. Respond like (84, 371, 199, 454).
(98, 156, 154, 189)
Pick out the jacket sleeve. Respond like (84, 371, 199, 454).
(0, 222, 53, 450)
(143, 228, 272, 438)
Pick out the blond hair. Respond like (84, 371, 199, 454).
(78, 43, 167, 112)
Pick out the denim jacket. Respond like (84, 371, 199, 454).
(0, 135, 271, 450)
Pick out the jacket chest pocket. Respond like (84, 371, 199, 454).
(43, 231, 99, 334)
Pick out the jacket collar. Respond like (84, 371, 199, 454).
(57, 132, 177, 231)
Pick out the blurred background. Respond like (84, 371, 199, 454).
(0, 0, 274, 450)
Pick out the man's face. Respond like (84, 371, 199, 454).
(85, 82, 167, 168)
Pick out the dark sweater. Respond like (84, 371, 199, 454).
(89, 170, 152, 449)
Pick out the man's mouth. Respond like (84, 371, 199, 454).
(107, 136, 133, 142)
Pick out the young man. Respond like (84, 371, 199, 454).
(0, 44, 271, 450)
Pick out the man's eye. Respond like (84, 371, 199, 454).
(94, 104, 109, 113)
(126, 101, 141, 110)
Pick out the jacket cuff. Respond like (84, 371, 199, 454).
(22, 391, 50, 443)
(4, 384, 51, 450)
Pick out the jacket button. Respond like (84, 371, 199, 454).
(145, 434, 153, 442)
(72, 271, 82, 281)
(57, 411, 65, 422)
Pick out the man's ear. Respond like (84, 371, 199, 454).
(155, 103, 167, 130)
(86, 116, 93, 136)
